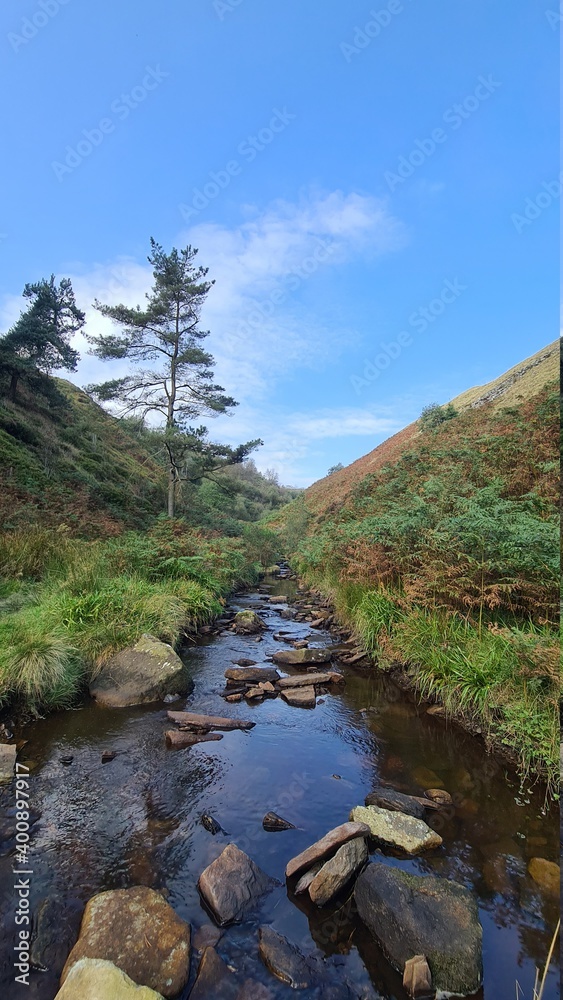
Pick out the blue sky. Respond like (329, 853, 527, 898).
(0, 0, 559, 485)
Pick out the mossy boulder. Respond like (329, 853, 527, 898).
(354, 864, 482, 996)
(89, 635, 192, 708)
(55, 959, 164, 999)
(233, 611, 267, 635)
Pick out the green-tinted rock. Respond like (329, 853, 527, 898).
(55, 959, 164, 999)
(89, 635, 192, 708)
(350, 805, 442, 855)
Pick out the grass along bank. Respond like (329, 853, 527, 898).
(0, 519, 279, 713)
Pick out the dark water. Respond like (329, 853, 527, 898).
(0, 580, 559, 999)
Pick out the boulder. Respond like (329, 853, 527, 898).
(198, 844, 276, 925)
(365, 788, 426, 820)
(349, 805, 442, 855)
(0, 743, 16, 783)
(189, 947, 239, 1000)
(89, 636, 191, 708)
(262, 812, 296, 832)
(403, 955, 432, 998)
(354, 865, 483, 996)
(225, 666, 280, 684)
(286, 822, 371, 879)
(425, 788, 453, 807)
(60, 887, 190, 998)
(272, 648, 332, 666)
(308, 837, 368, 906)
(258, 926, 314, 989)
(55, 959, 164, 999)
(233, 612, 266, 635)
(277, 672, 343, 688)
(527, 857, 560, 896)
(281, 686, 316, 708)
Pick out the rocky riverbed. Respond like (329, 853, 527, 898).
(0, 579, 559, 999)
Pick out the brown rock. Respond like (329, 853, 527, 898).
(281, 686, 316, 708)
(294, 864, 323, 894)
(272, 648, 333, 666)
(236, 979, 275, 1000)
(54, 959, 164, 999)
(286, 822, 371, 879)
(189, 947, 239, 1000)
(277, 671, 343, 688)
(225, 694, 243, 703)
(192, 924, 222, 952)
(258, 927, 314, 989)
(262, 812, 296, 832)
(60, 887, 190, 998)
(165, 730, 223, 749)
(269, 595, 288, 603)
(528, 857, 560, 897)
(245, 687, 265, 701)
(425, 788, 453, 807)
(198, 844, 276, 925)
(403, 955, 432, 997)
(308, 837, 368, 906)
(225, 667, 280, 684)
(167, 711, 255, 731)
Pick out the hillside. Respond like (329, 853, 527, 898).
(303, 340, 559, 516)
(273, 342, 560, 788)
(0, 379, 166, 536)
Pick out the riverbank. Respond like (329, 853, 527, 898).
(0, 521, 278, 714)
(289, 575, 560, 798)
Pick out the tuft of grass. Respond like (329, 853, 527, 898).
(0, 611, 84, 710)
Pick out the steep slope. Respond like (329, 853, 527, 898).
(0, 379, 165, 535)
(305, 340, 559, 516)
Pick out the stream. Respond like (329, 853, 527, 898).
(0, 578, 559, 1000)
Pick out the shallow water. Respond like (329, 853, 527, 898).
(0, 580, 559, 999)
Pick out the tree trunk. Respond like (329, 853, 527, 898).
(9, 372, 18, 403)
(167, 468, 176, 518)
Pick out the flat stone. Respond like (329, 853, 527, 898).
(281, 686, 316, 708)
(350, 805, 442, 855)
(277, 671, 343, 688)
(245, 687, 265, 700)
(269, 595, 288, 603)
(355, 865, 483, 996)
(258, 926, 314, 989)
(60, 887, 190, 998)
(167, 711, 255, 731)
(272, 648, 333, 666)
(528, 857, 560, 896)
(425, 788, 453, 807)
(189, 947, 239, 1000)
(225, 667, 280, 684)
(225, 694, 243, 703)
(403, 955, 432, 998)
(258, 681, 276, 694)
(89, 636, 192, 708)
(365, 788, 426, 820)
(198, 844, 275, 926)
(286, 821, 371, 879)
(55, 959, 164, 999)
(308, 837, 368, 906)
(294, 864, 323, 895)
(262, 812, 296, 832)
(232, 658, 258, 667)
(0, 743, 16, 782)
(165, 731, 223, 749)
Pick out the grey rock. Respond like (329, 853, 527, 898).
(198, 844, 275, 926)
(258, 926, 314, 989)
(308, 837, 368, 906)
(272, 648, 333, 666)
(89, 635, 191, 708)
(281, 686, 316, 708)
(189, 947, 239, 1000)
(365, 787, 426, 820)
(286, 821, 371, 879)
(0, 743, 16, 783)
(354, 864, 483, 996)
(349, 805, 442, 855)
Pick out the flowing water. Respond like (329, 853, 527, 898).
(0, 580, 559, 999)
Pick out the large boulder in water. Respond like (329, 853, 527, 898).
(55, 959, 164, 999)
(89, 635, 192, 708)
(198, 844, 276, 925)
(349, 805, 442, 855)
(233, 611, 267, 635)
(354, 864, 483, 996)
(60, 887, 191, 998)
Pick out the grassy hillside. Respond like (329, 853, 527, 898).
(0, 379, 166, 536)
(272, 343, 560, 791)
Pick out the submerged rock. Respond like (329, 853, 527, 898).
(354, 864, 483, 996)
(308, 836, 368, 906)
(528, 857, 560, 896)
(286, 821, 371, 879)
(425, 788, 453, 807)
(189, 947, 239, 1000)
(364, 787, 426, 820)
(198, 844, 276, 925)
(60, 887, 191, 998)
(258, 926, 314, 989)
(89, 635, 191, 709)
(55, 958, 164, 999)
(349, 805, 442, 855)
